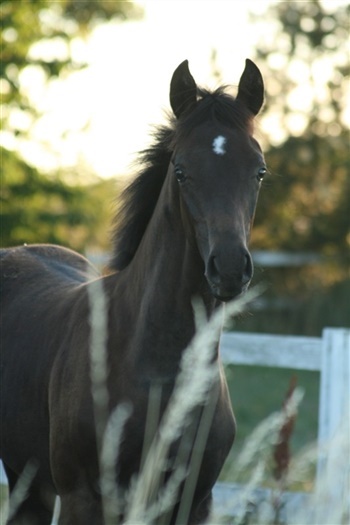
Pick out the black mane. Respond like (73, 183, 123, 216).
(110, 87, 254, 271)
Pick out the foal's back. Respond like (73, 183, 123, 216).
(1, 244, 97, 288)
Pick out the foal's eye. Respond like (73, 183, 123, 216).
(174, 165, 186, 183)
(257, 167, 267, 182)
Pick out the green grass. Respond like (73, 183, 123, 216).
(221, 365, 320, 491)
(0, 481, 9, 524)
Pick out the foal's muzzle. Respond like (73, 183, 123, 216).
(205, 246, 253, 301)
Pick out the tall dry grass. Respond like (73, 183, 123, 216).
(88, 281, 264, 524)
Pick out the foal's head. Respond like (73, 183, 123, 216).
(169, 59, 265, 301)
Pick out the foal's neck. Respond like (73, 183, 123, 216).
(138, 175, 215, 310)
(120, 175, 217, 377)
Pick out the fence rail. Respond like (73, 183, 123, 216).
(220, 332, 321, 370)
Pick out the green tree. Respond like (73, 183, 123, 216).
(252, 0, 349, 141)
(0, 0, 142, 250)
(234, 0, 350, 335)
(250, 0, 349, 265)
(1, 0, 142, 125)
(1, 145, 117, 251)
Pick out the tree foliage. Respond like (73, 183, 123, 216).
(250, 0, 349, 264)
(0, 0, 142, 251)
(1, 146, 116, 251)
(1, 0, 142, 111)
(252, 0, 349, 141)
(237, 0, 350, 334)
(254, 132, 349, 256)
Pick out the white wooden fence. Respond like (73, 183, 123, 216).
(213, 327, 350, 522)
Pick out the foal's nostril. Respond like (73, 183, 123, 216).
(207, 254, 220, 284)
(242, 252, 253, 284)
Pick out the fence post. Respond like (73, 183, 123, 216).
(316, 328, 350, 522)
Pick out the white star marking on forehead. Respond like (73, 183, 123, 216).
(212, 135, 227, 156)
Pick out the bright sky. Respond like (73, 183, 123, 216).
(4, 0, 349, 179)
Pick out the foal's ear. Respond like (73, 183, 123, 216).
(236, 59, 264, 116)
(170, 60, 197, 118)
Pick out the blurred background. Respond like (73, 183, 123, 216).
(1, 0, 348, 337)
(1, 0, 349, 491)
